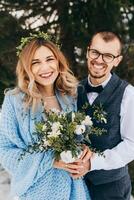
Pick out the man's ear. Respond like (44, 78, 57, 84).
(86, 51, 88, 59)
(114, 55, 123, 67)
(86, 48, 89, 59)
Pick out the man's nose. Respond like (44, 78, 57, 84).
(95, 54, 104, 63)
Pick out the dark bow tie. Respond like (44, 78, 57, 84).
(85, 82, 103, 93)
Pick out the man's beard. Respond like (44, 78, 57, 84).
(89, 60, 107, 79)
(89, 70, 106, 79)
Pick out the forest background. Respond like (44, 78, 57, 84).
(0, 0, 134, 194)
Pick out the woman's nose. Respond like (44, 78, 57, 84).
(41, 61, 49, 68)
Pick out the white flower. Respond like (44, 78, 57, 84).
(82, 116, 93, 126)
(55, 130, 61, 136)
(75, 125, 86, 135)
(39, 146, 44, 151)
(52, 122, 62, 132)
(60, 150, 82, 163)
(60, 150, 75, 163)
(48, 130, 61, 138)
(43, 138, 50, 147)
(101, 117, 107, 123)
(72, 112, 75, 122)
(42, 125, 47, 131)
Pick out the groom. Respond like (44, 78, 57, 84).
(72, 30, 134, 200)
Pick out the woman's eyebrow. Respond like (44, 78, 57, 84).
(32, 55, 55, 62)
(32, 59, 39, 62)
(46, 55, 55, 59)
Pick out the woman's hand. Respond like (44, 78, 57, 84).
(53, 159, 82, 174)
(53, 145, 93, 178)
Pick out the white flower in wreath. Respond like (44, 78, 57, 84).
(75, 124, 86, 135)
(82, 116, 93, 126)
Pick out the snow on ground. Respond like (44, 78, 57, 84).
(0, 166, 134, 200)
(0, 166, 12, 200)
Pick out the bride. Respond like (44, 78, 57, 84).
(0, 32, 92, 200)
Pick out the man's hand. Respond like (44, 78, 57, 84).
(70, 145, 93, 179)
(70, 159, 91, 179)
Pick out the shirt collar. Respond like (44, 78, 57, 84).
(88, 73, 112, 88)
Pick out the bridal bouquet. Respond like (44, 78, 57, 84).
(20, 104, 107, 163)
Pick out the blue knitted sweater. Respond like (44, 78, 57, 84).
(0, 90, 91, 200)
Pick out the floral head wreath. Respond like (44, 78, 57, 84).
(16, 31, 61, 56)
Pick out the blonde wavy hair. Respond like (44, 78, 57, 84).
(15, 38, 78, 109)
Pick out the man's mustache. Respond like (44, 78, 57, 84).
(90, 59, 108, 68)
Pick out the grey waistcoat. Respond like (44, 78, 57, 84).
(77, 73, 129, 185)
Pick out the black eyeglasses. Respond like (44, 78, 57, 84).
(87, 48, 120, 63)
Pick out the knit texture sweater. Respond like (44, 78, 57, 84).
(0, 90, 91, 200)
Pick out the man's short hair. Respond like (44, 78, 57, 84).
(89, 30, 123, 53)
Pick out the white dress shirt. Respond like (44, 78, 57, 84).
(87, 74, 134, 171)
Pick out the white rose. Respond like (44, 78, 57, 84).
(60, 150, 82, 163)
(82, 116, 93, 126)
(75, 125, 86, 135)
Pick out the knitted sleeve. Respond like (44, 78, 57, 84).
(0, 94, 54, 196)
